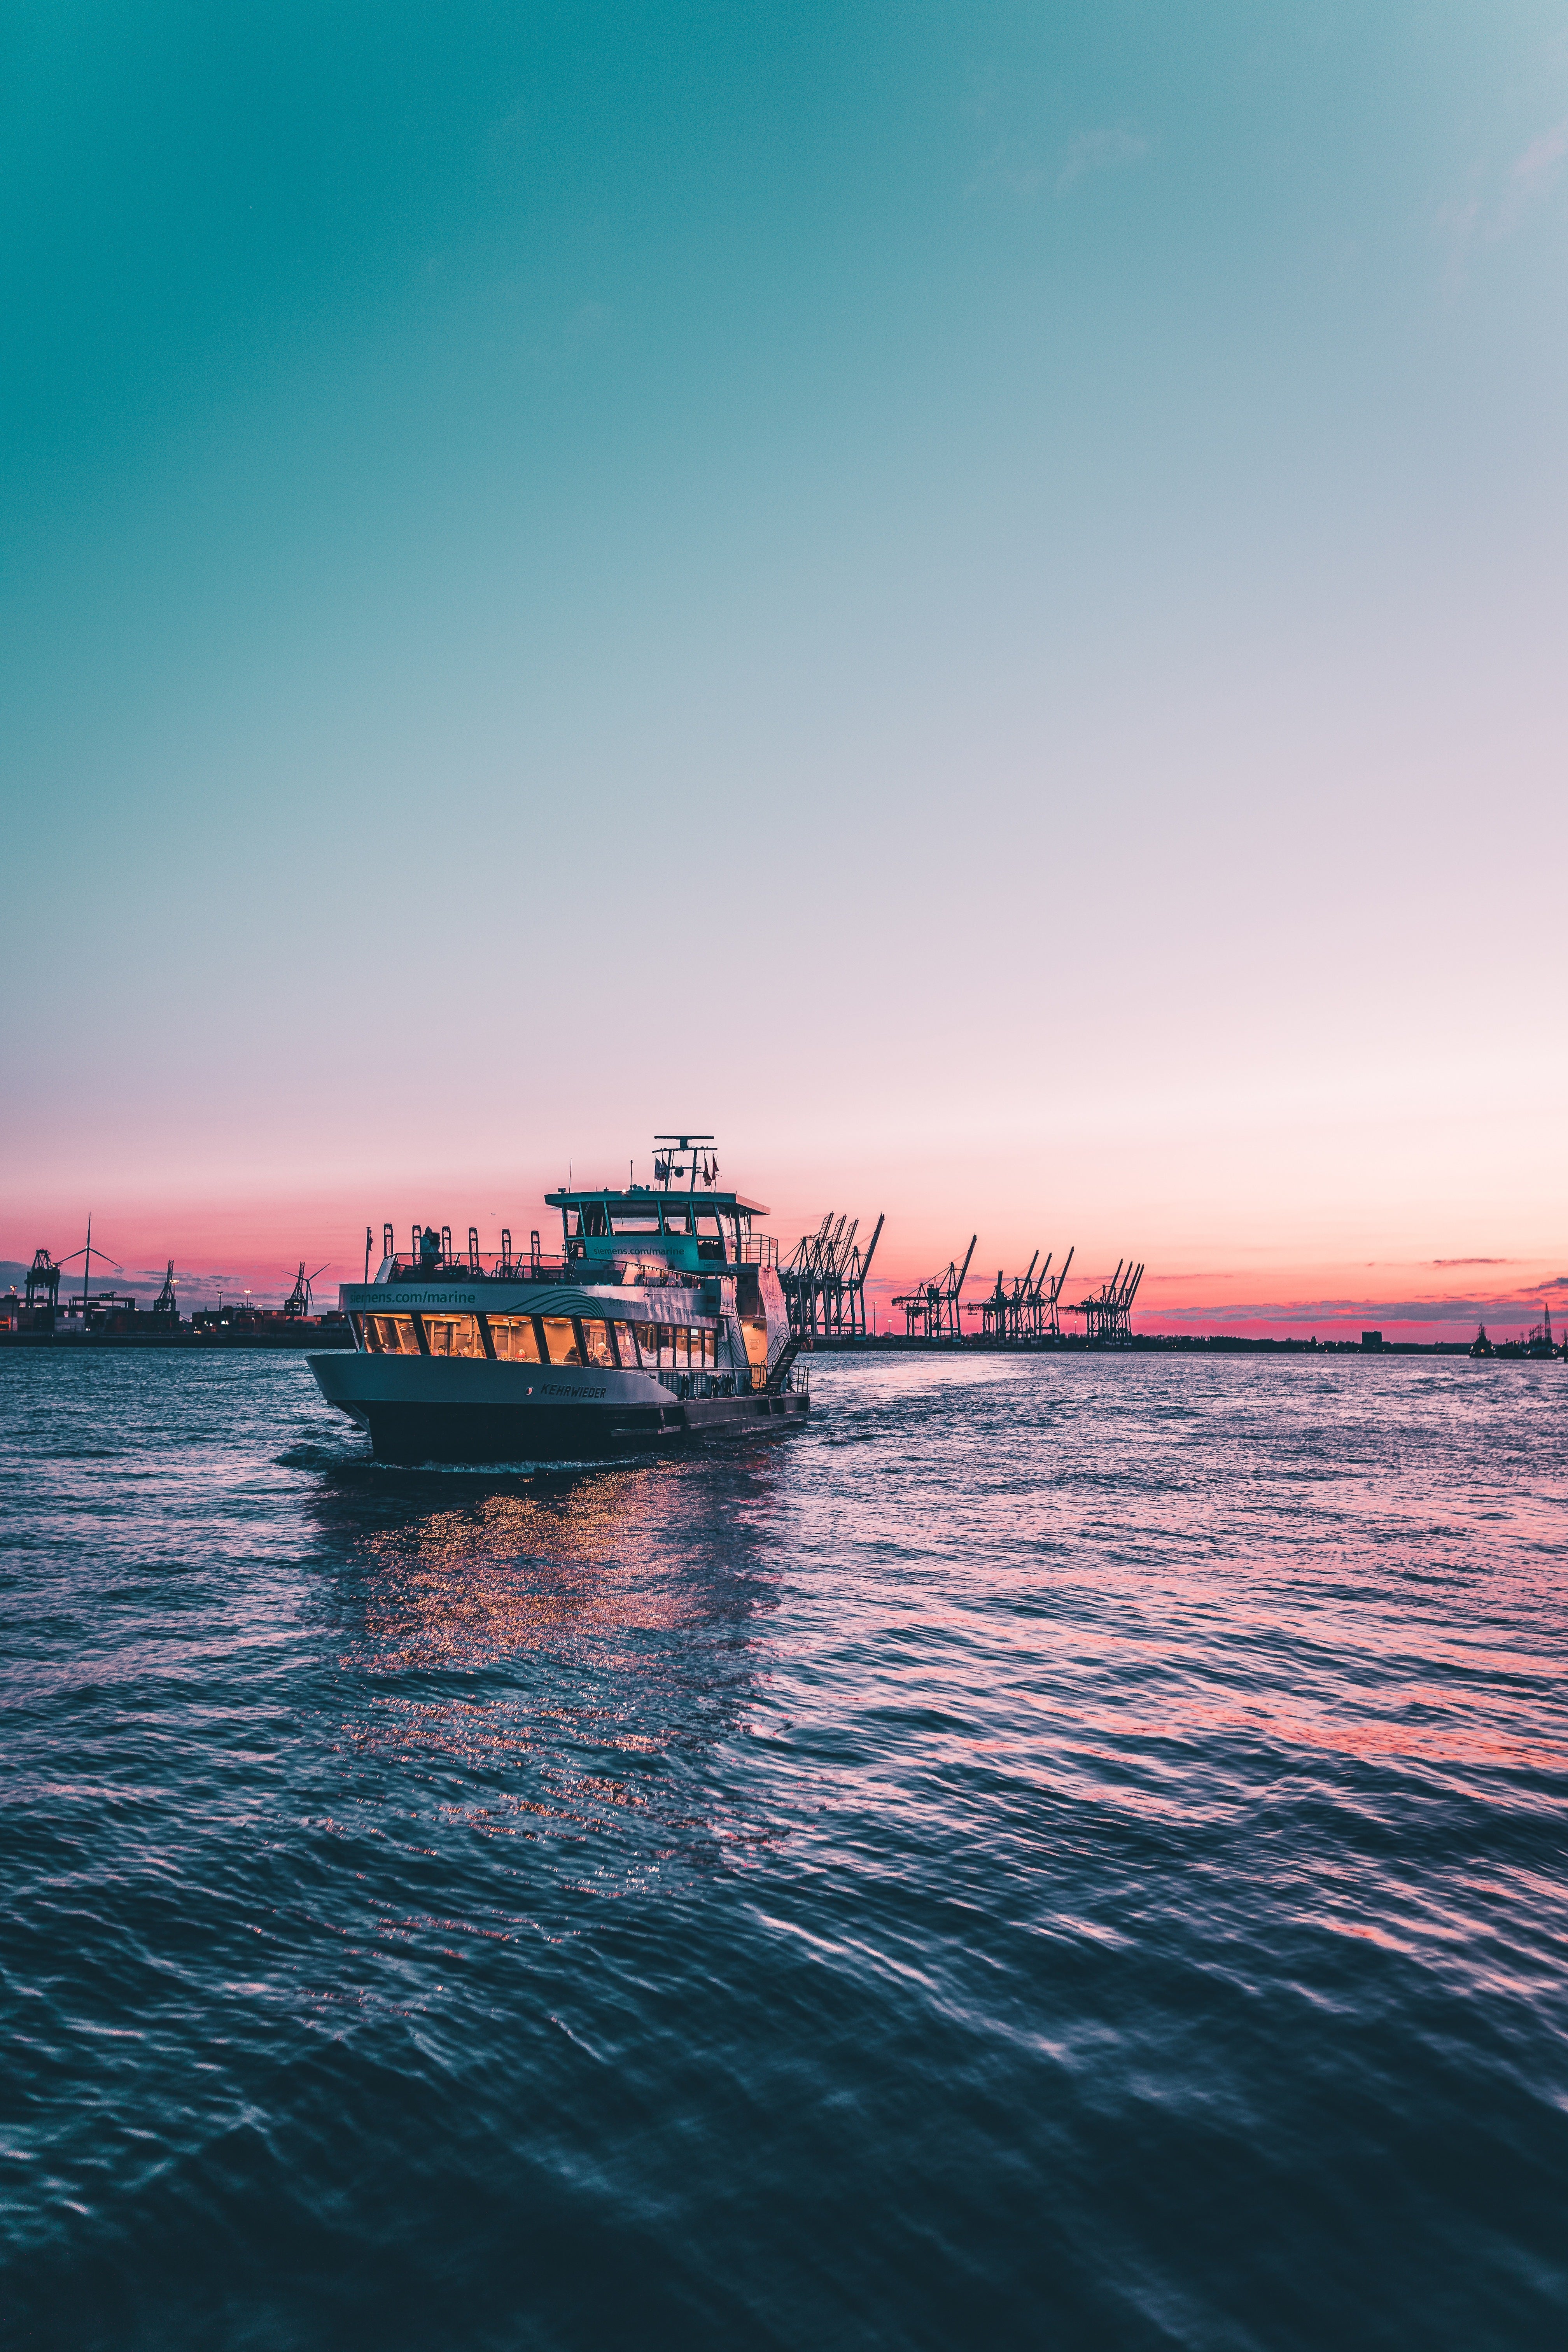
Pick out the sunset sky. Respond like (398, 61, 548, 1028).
(4, 5, 1565, 1337)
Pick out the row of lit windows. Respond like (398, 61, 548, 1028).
(356, 1312, 716, 1371)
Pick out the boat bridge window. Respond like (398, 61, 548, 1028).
(423, 1314, 485, 1358)
(576, 1202, 610, 1237)
(488, 1315, 542, 1363)
(661, 1204, 691, 1234)
(611, 1208, 663, 1234)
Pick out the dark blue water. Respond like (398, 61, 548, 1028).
(2, 1350, 1564, 2348)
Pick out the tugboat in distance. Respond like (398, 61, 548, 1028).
(309, 1134, 808, 1462)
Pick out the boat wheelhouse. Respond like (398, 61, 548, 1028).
(308, 1135, 806, 1461)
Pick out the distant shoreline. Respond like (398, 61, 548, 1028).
(0, 1328, 1553, 1363)
(0, 1327, 353, 1351)
(808, 1334, 1554, 1360)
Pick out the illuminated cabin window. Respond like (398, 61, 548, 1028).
(612, 1321, 639, 1367)
(424, 1314, 485, 1358)
(489, 1315, 542, 1363)
(540, 1316, 581, 1366)
(365, 1314, 420, 1354)
(579, 1319, 615, 1369)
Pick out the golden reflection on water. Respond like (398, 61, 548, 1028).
(339, 1461, 741, 1673)
(309, 1456, 788, 1862)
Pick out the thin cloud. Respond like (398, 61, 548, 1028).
(1430, 1257, 1512, 1267)
(1158, 1286, 1554, 1325)
(968, 124, 1150, 204)
(1499, 114, 1568, 231)
(1057, 127, 1149, 195)
(1440, 114, 1568, 286)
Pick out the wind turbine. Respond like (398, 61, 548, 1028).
(57, 1215, 122, 1315)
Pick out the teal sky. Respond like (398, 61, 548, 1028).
(4, 5, 1566, 1321)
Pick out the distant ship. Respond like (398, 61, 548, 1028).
(1468, 1325, 1495, 1358)
(309, 1137, 807, 1462)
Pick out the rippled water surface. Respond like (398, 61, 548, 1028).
(2, 1348, 1565, 2349)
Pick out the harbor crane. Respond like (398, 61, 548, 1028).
(1069, 1259, 1143, 1343)
(978, 1251, 1039, 1342)
(894, 1235, 976, 1341)
(782, 1209, 885, 1340)
(1040, 1246, 1074, 1339)
(972, 1245, 1077, 1342)
(24, 1249, 61, 1318)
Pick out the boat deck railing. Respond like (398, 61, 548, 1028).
(654, 1361, 808, 1402)
(385, 1246, 776, 1288)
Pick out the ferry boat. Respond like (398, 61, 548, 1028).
(308, 1136, 807, 1462)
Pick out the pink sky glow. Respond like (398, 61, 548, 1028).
(7, 1165, 1562, 1344)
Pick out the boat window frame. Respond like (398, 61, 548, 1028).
(487, 1313, 544, 1364)
(420, 1311, 486, 1359)
(540, 1315, 581, 1367)
(364, 1312, 423, 1355)
(578, 1317, 615, 1370)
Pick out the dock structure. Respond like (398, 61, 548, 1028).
(893, 1235, 976, 1340)
(1069, 1260, 1144, 1343)
(782, 1210, 885, 1340)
